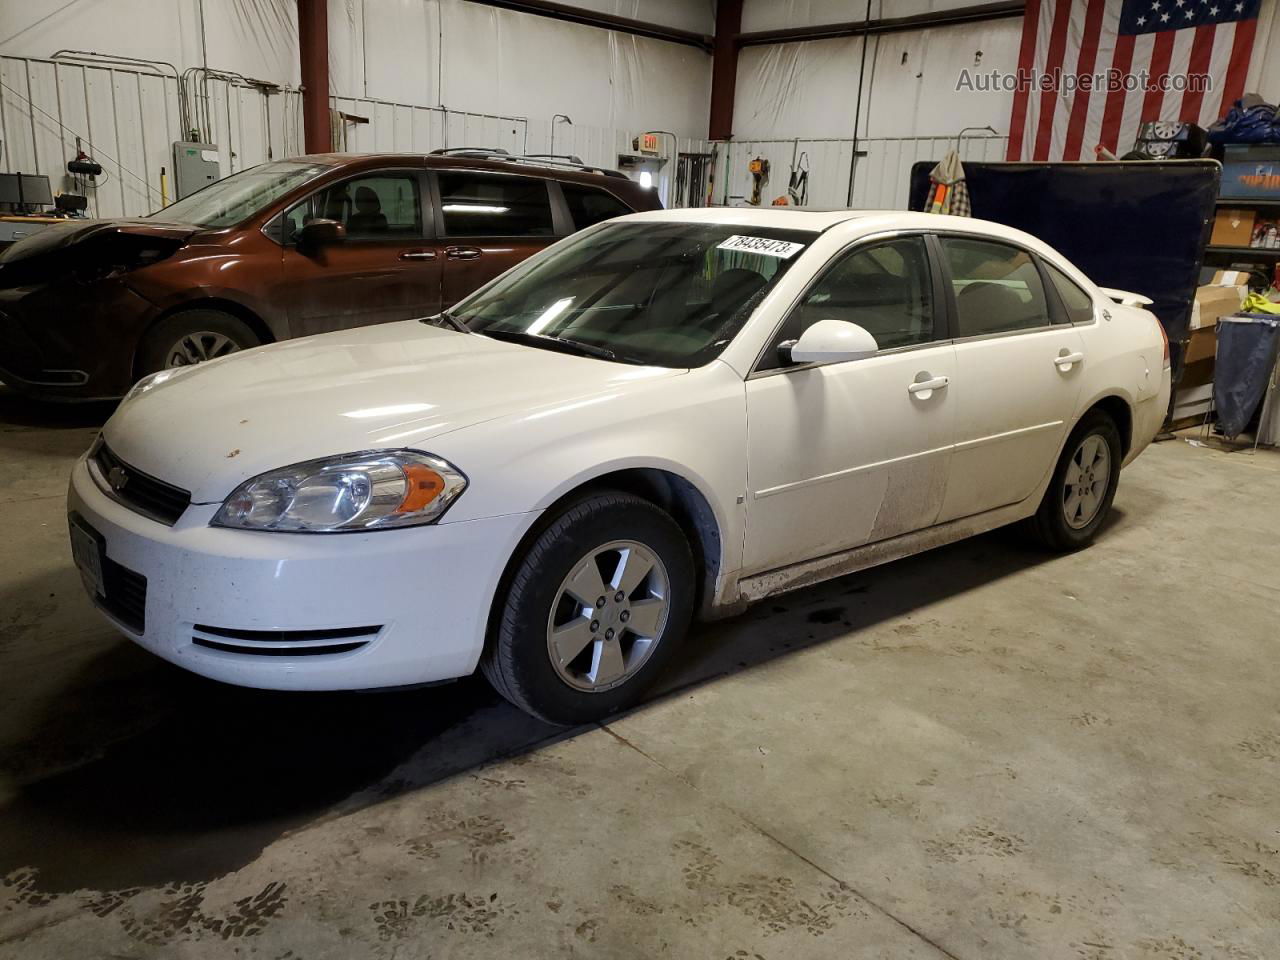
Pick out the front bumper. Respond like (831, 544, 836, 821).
(67, 455, 537, 690)
(0, 280, 156, 401)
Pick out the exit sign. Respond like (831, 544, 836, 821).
(640, 133, 659, 154)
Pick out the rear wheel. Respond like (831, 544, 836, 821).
(136, 309, 259, 376)
(481, 492, 695, 725)
(1031, 410, 1122, 551)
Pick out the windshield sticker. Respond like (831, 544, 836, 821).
(716, 235, 806, 259)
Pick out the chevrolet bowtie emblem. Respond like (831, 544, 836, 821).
(107, 466, 129, 491)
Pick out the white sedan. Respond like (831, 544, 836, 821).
(67, 209, 1171, 723)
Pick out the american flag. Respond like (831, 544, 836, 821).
(1007, 0, 1261, 161)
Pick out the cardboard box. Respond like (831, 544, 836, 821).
(1180, 356, 1215, 388)
(1185, 324, 1218, 364)
(1192, 281, 1246, 329)
(1212, 208, 1255, 246)
(1211, 269, 1251, 287)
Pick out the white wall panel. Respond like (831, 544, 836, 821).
(711, 134, 1006, 210)
(0, 55, 297, 218)
(742, 0, 1016, 33)
(734, 18, 1022, 142)
(0, 0, 296, 84)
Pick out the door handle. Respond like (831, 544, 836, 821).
(908, 375, 949, 399)
(445, 245, 482, 261)
(399, 249, 437, 261)
(1054, 351, 1085, 371)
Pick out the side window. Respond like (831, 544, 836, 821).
(1045, 262, 1096, 324)
(282, 173, 422, 242)
(942, 237, 1051, 337)
(561, 183, 632, 229)
(761, 237, 934, 370)
(438, 173, 554, 237)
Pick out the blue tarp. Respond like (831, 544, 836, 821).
(1213, 315, 1280, 438)
(1208, 96, 1280, 145)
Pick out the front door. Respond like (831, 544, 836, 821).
(431, 170, 562, 308)
(933, 235, 1086, 522)
(743, 235, 957, 575)
(277, 170, 442, 336)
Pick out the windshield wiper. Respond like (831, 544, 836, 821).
(419, 310, 470, 334)
(477, 329, 642, 364)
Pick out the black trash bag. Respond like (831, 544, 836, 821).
(1213, 315, 1280, 438)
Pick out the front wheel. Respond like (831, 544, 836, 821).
(481, 492, 695, 725)
(1031, 410, 1122, 551)
(135, 309, 259, 377)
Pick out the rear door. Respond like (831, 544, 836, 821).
(934, 235, 1086, 522)
(275, 168, 441, 336)
(430, 170, 566, 308)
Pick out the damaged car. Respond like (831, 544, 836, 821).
(0, 151, 657, 400)
(67, 208, 1171, 724)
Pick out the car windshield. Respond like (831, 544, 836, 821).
(150, 160, 330, 228)
(451, 221, 815, 368)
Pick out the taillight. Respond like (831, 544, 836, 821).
(1156, 316, 1170, 368)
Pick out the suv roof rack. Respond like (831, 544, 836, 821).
(525, 152, 584, 164)
(429, 147, 510, 158)
(428, 146, 629, 180)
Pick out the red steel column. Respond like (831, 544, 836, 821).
(298, 0, 330, 153)
(707, 0, 743, 141)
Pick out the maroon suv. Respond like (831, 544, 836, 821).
(0, 150, 660, 400)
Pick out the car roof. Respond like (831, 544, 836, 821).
(292, 152, 631, 184)
(619, 206, 1053, 248)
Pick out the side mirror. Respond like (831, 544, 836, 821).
(297, 218, 346, 251)
(781, 319, 879, 366)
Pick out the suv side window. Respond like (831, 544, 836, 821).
(561, 183, 632, 229)
(942, 237, 1051, 337)
(438, 172, 554, 237)
(759, 236, 935, 371)
(281, 173, 423, 242)
(1045, 261, 1096, 324)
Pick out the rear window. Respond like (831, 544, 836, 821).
(562, 183, 633, 229)
(438, 172, 554, 237)
(1046, 262, 1096, 324)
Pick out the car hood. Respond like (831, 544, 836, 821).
(103, 320, 685, 503)
(0, 218, 197, 264)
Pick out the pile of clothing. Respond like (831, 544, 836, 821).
(1208, 95, 1280, 144)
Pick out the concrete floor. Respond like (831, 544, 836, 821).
(1, 386, 1278, 959)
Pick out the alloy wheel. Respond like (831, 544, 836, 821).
(164, 331, 241, 367)
(1063, 433, 1111, 529)
(545, 539, 671, 693)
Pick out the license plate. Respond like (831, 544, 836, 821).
(70, 518, 105, 599)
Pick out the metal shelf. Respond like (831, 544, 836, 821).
(1205, 245, 1280, 257)
(1216, 198, 1280, 208)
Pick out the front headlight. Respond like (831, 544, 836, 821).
(121, 367, 188, 405)
(211, 450, 467, 533)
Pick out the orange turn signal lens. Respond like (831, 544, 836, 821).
(397, 464, 447, 513)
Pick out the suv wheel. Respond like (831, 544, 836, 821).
(137, 309, 259, 376)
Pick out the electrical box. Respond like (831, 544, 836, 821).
(172, 141, 221, 198)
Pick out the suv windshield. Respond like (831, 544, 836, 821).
(452, 221, 814, 367)
(150, 160, 330, 228)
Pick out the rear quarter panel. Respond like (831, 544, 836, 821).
(1074, 299, 1166, 457)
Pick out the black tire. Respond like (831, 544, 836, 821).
(481, 492, 695, 725)
(135, 309, 259, 377)
(1031, 409, 1123, 551)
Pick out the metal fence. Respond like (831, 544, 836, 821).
(0, 55, 530, 219)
